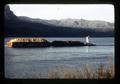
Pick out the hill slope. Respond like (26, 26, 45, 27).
(4, 5, 114, 37)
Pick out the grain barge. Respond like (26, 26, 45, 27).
(6, 37, 95, 48)
(7, 38, 51, 48)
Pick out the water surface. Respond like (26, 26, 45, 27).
(5, 37, 114, 78)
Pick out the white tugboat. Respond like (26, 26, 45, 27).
(86, 35, 90, 44)
(85, 36, 96, 46)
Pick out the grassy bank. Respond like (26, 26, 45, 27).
(6, 61, 114, 79)
(48, 64, 114, 79)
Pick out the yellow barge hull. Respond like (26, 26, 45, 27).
(6, 38, 50, 48)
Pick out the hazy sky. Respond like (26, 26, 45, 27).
(9, 4, 114, 23)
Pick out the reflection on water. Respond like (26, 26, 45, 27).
(85, 46, 89, 52)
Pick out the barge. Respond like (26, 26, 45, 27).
(6, 37, 96, 48)
(51, 41, 85, 47)
(7, 38, 51, 48)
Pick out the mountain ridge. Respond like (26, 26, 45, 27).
(5, 5, 114, 37)
(18, 16, 114, 29)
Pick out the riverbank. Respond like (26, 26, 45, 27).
(6, 63, 114, 79)
(47, 63, 114, 79)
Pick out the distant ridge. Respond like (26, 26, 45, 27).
(5, 5, 114, 37)
(44, 18, 114, 29)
